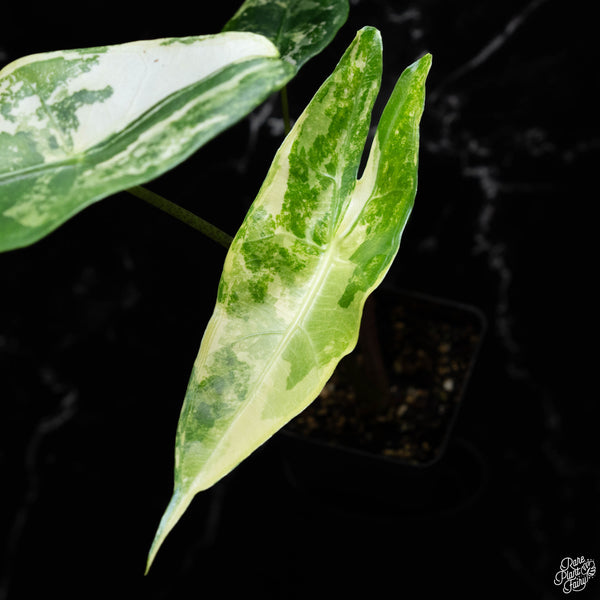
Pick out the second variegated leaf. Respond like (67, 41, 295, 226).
(0, 33, 294, 251)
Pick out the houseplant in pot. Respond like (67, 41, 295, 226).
(1, 0, 435, 573)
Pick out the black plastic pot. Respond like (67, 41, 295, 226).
(277, 287, 487, 519)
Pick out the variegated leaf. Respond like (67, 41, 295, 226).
(223, 0, 349, 68)
(147, 26, 431, 569)
(0, 33, 294, 251)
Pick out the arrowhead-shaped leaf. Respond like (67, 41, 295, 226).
(0, 32, 294, 251)
(148, 26, 431, 569)
(223, 0, 349, 68)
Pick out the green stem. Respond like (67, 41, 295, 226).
(281, 86, 291, 135)
(127, 185, 233, 250)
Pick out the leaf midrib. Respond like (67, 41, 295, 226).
(194, 237, 340, 485)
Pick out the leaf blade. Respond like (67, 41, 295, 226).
(223, 0, 349, 68)
(148, 27, 431, 568)
(338, 51, 433, 307)
(0, 33, 294, 251)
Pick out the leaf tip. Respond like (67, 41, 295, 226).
(145, 486, 193, 574)
(414, 52, 433, 80)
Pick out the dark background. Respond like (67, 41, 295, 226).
(0, 1, 597, 598)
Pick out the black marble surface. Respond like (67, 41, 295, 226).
(1, 1, 597, 598)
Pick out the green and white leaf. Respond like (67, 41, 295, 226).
(0, 32, 295, 251)
(148, 26, 431, 569)
(223, 0, 349, 68)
